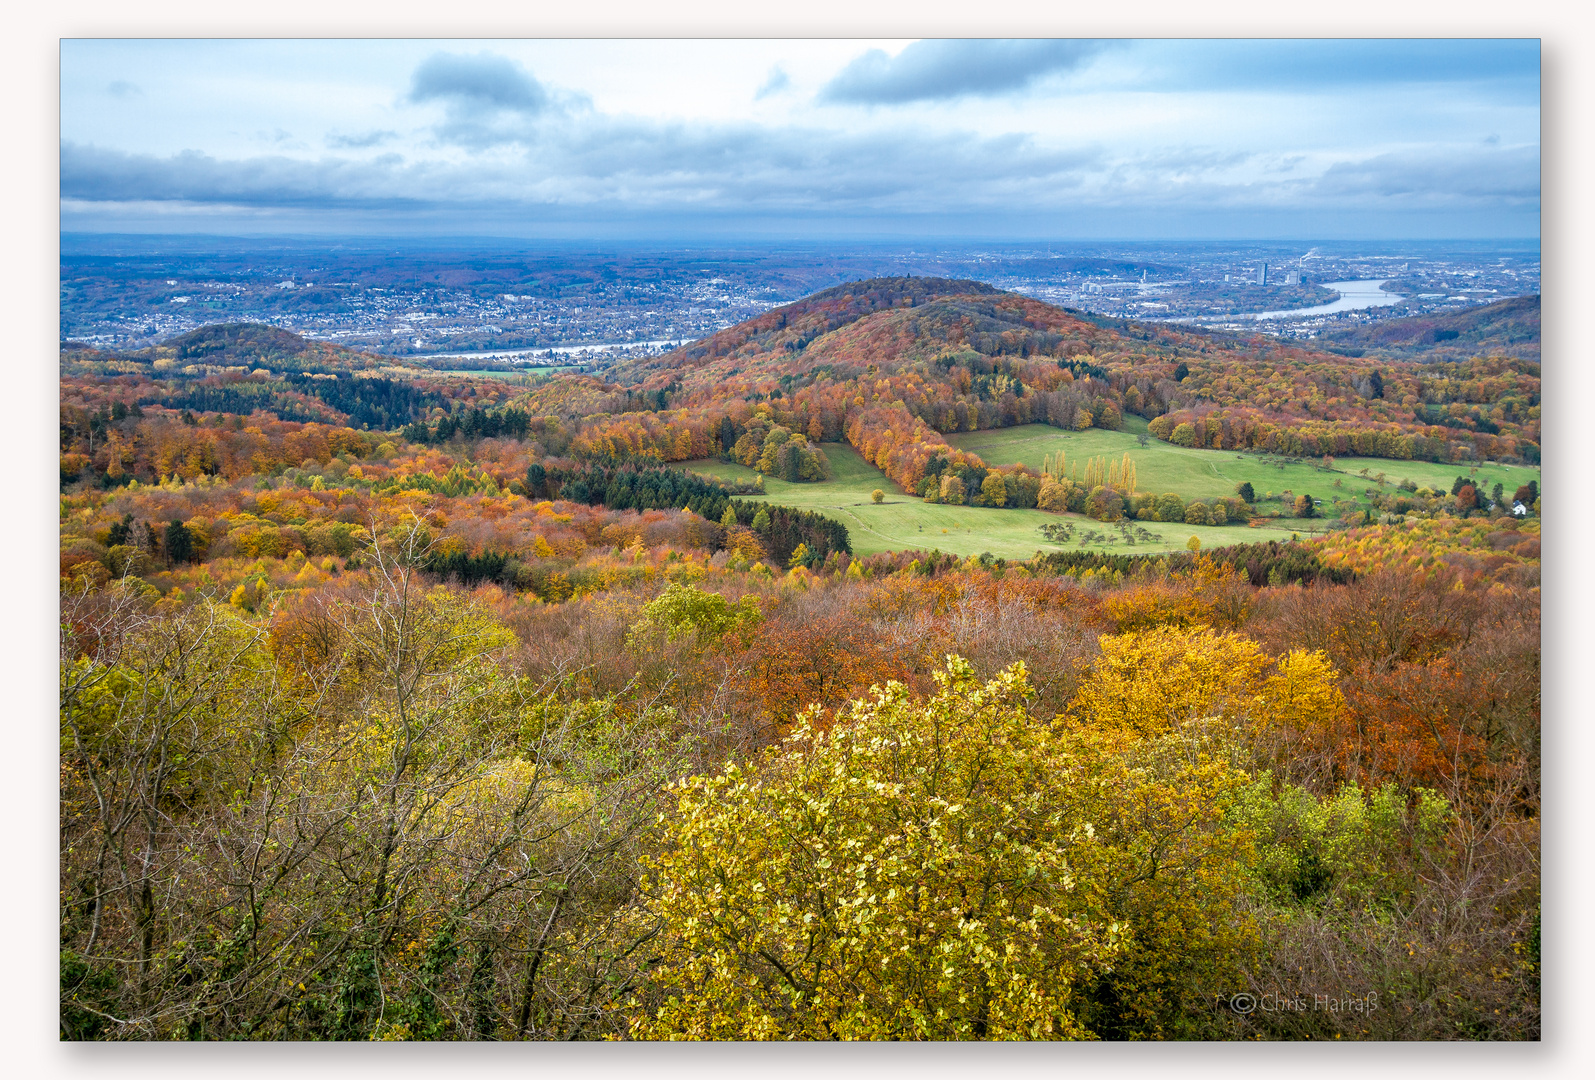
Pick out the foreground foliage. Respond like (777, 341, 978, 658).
(61, 531, 1539, 1039)
(60, 556, 686, 1040)
(630, 659, 1254, 1039)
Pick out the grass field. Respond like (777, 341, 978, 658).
(949, 420, 1541, 514)
(681, 443, 1325, 561)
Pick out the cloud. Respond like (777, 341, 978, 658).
(1129, 39, 1540, 93)
(61, 126, 1541, 225)
(408, 51, 552, 115)
(60, 142, 431, 209)
(105, 80, 142, 98)
(58, 91, 1539, 233)
(819, 39, 1106, 105)
(1311, 144, 1540, 206)
(404, 51, 592, 149)
(58, 123, 1106, 219)
(326, 130, 399, 150)
(755, 67, 790, 101)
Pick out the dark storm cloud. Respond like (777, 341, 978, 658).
(495, 117, 1103, 210)
(819, 39, 1108, 105)
(60, 123, 1539, 223)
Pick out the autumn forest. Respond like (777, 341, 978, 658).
(59, 277, 1540, 1041)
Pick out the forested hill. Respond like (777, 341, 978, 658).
(63, 322, 404, 374)
(573, 275, 1537, 475)
(59, 281, 1541, 474)
(603, 274, 1431, 406)
(1315, 295, 1540, 362)
(606, 276, 1030, 387)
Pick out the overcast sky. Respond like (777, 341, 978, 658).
(59, 38, 1540, 241)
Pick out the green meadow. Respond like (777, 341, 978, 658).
(949, 419, 1541, 513)
(681, 443, 1313, 561)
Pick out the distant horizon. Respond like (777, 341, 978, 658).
(61, 232, 1543, 252)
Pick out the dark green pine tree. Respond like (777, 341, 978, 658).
(164, 520, 194, 565)
(107, 513, 134, 548)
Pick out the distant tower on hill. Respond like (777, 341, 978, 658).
(1260, 263, 1268, 286)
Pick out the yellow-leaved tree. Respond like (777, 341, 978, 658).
(1068, 624, 1272, 738)
(1051, 624, 1360, 1035)
(1066, 623, 1348, 789)
(627, 657, 1257, 1040)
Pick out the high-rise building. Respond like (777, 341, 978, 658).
(1260, 263, 1268, 286)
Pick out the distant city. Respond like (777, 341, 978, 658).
(61, 236, 1540, 363)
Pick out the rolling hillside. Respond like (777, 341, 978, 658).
(1315, 294, 1540, 361)
(576, 277, 1539, 493)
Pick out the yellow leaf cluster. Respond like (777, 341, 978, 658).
(1069, 624, 1344, 745)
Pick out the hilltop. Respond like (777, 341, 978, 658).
(600, 278, 1072, 401)
(606, 274, 1476, 407)
(1315, 294, 1540, 362)
(58, 324, 466, 433)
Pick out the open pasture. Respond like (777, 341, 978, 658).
(949, 421, 1541, 510)
(680, 443, 1314, 561)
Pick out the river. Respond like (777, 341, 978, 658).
(1247, 279, 1405, 320)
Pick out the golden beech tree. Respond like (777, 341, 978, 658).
(1067, 624, 1345, 742)
(1068, 625, 1271, 738)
